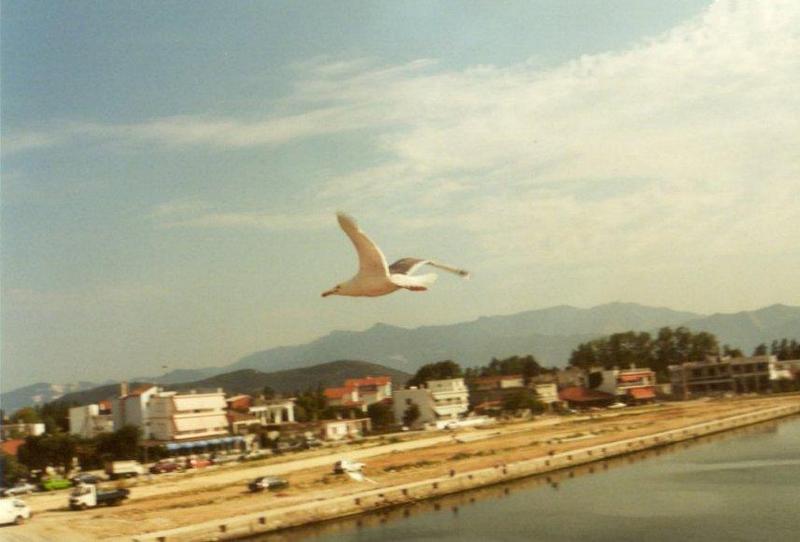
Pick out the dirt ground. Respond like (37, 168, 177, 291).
(5, 394, 798, 542)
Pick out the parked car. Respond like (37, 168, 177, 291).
(239, 449, 270, 461)
(149, 461, 183, 474)
(303, 436, 323, 448)
(1, 481, 36, 496)
(70, 473, 101, 486)
(105, 460, 145, 480)
(209, 453, 238, 465)
(273, 440, 305, 454)
(185, 457, 212, 469)
(247, 476, 289, 492)
(39, 476, 72, 491)
(0, 498, 31, 525)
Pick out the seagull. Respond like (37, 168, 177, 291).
(321, 212, 470, 298)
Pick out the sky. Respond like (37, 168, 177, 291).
(2, 0, 799, 391)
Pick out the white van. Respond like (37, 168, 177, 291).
(0, 498, 31, 525)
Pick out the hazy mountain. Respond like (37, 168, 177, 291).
(683, 304, 800, 352)
(226, 302, 705, 374)
(0, 381, 97, 413)
(43, 361, 410, 408)
(4, 303, 798, 411)
(168, 360, 412, 396)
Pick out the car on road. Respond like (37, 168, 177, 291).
(333, 459, 365, 474)
(70, 473, 102, 486)
(149, 461, 183, 474)
(247, 476, 289, 492)
(0, 498, 31, 526)
(1, 481, 36, 496)
(39, 476, 72, 491)
(185, 457, 212, 469)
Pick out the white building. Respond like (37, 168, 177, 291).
(69, 404, 113, 438)
(249, 398, 296, 425)
(393, 378, 470, 429)
(111, 384, 159, 436)
(589, 366, 657, 402)
(532, 383, 560, 407)
(147, 390, 229, 442)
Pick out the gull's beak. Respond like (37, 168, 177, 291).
(321, 289, 335, 298)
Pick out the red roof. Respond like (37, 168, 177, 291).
(98, 400, 112, 411)
(619, 372, 653, 382)
(0, 439, 25, 456)
(324, 387, 353, 399)
(126, 385, 156, 397)
(558, 387, 615, 402)
(628, 387, 656, 399)
(344, 376, 391, 388)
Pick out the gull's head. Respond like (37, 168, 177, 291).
(321, 284, 343, 298)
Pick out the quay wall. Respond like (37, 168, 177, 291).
(133, 403, 800, 542)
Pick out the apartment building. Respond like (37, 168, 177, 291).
(147, 390, 229, 441)
(588, 366, 657, 403)
(393, 378, 469, 429)
(669, 355, 777, 397)
(69, 403, 114, 438)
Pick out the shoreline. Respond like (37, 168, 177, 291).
(133, 401, 800, 542)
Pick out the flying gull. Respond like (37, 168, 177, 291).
(321, 212, 470, 298)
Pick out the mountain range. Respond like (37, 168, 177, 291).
(2, 302, 798, 411)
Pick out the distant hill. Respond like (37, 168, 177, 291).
(0, 381, 97, 413)
(224, 302, 705, 374)
(42, 361, 411, 408)
(169, 360, 412, 396)
(4, 302, 798, 411)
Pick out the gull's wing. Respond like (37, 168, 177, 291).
(389, 257, 470, 279)
(336, 213, 389, 277)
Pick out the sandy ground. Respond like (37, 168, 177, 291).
(4, 394, 798, 542)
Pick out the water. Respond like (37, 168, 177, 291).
(253, 417, 800, 542)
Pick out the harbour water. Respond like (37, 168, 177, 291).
(252, 415, 800, 542)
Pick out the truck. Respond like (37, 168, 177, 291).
(0, 498, 31, 525)
(69, 484, 130, 510)
(104, 460, 144, 480)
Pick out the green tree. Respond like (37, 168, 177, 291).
(722, 344, 743, 357)
(1, 452, 30, 485)
(17, 433, 78, 472)
(262, 386, 276, 400)
(501, 390, 545, 414)
(95, 425, 141, 461)
(10, 407, 42, 424)
(407, 360, 463, 387)
(366, 402, 394, 429)
(402, 403, 421, 427)
(752, 343, 768, 356)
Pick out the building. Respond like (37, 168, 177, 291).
(393, 378, 469, 429)
(0, 423, 45, 440)
(323, 376, 393, 410)
(588, 366, 657, 403)
(532, 383, 561, 408)
(319, 418, 371, 441)
(69, 404, 114, 438)
(669, 355, 777, 398)
(468, 375, 528, 410)
(558, 386, 615, 409)
(147, 390, 229, 442)
(248, 397, 296, 425)
(110, 383, 159, 436)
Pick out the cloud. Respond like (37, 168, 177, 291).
(153, 202, 331, 231)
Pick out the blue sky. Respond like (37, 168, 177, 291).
(2, 0, 799, 390)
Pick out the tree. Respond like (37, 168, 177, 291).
(501, 390, 545, 415)
(407, 360, 463, 388)
(262, 386, 276, 400)
(95, 425, 141, 461)
(402, 403, 421, 428)
(722, 344, 743, 358)
(480, 355, 545, 383)
(10, 407, 42, 425)
(18, 433, 78, 472)
(753, 343, 768, 356)
(367, 402, 394, 429)
(1, 452, 29, 485)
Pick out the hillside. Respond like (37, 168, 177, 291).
(44, 361, 411, 408)
(169, 360, 412, 396)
